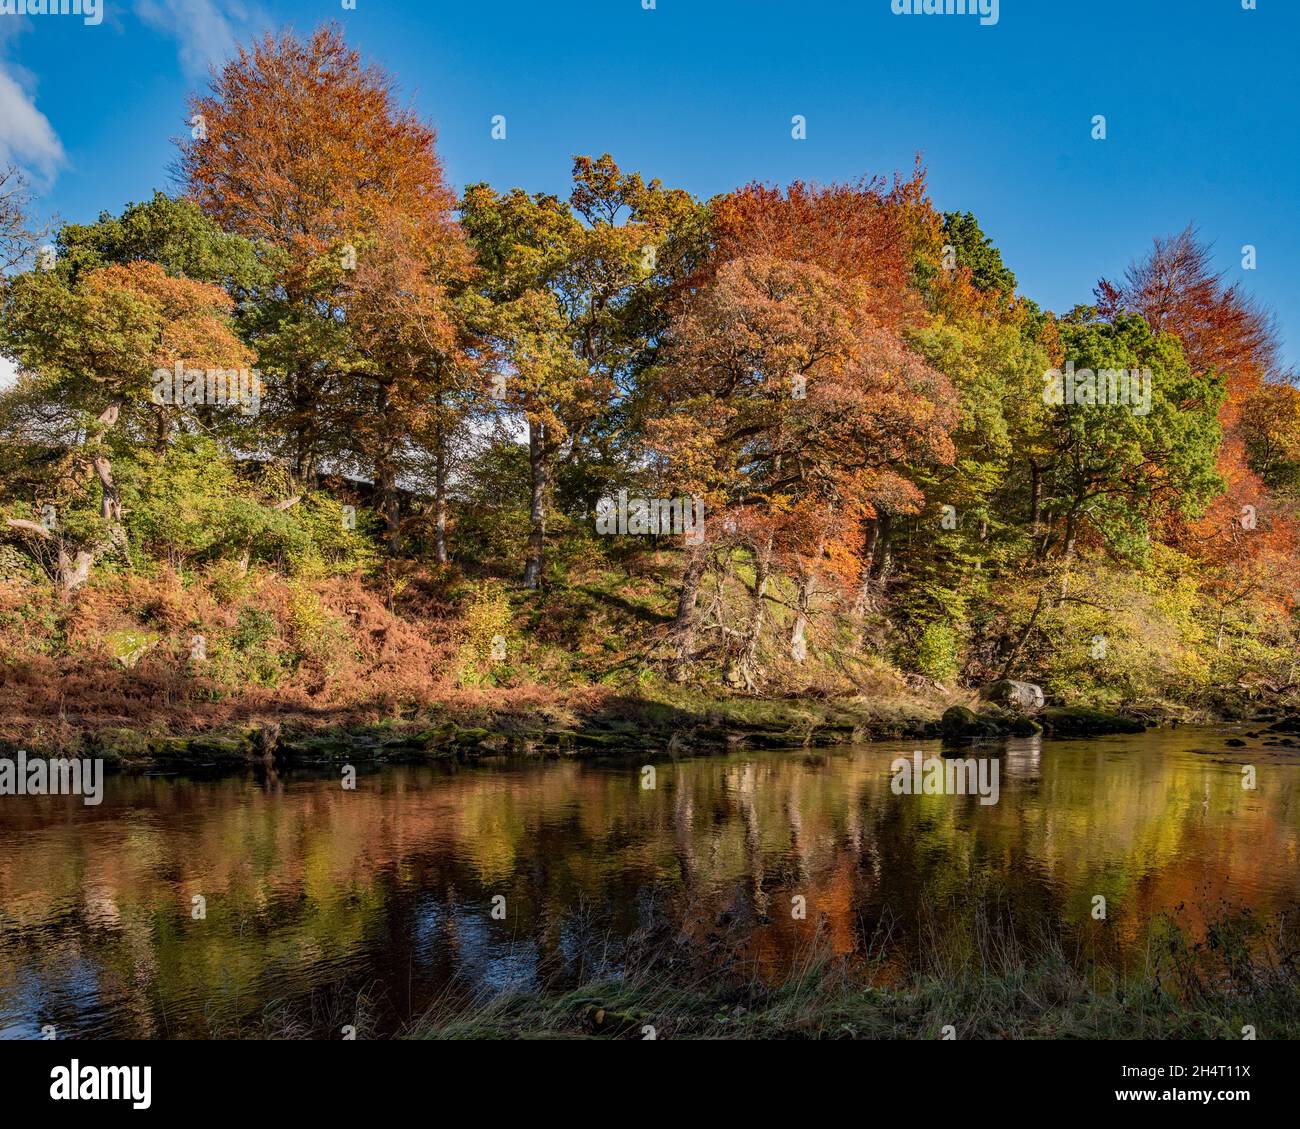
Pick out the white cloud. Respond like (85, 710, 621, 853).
(0, 65, 65, 182)
(135, 0, 258, 78)
(0, 355, 17, 393)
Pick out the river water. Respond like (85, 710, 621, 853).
(1, 726, 1297, 1037)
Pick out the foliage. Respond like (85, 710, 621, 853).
(1, 21, 1297, 725)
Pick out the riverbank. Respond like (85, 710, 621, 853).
(0, 684, 1185, 770)
(3, 546, 1282, 772)
(411, 908, 1300, 1041)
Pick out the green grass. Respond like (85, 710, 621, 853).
(409, 907, 1300, 1041)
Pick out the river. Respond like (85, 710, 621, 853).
(1, 725, 1297, 1038)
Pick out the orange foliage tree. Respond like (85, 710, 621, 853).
(180, 22, 476, 549)
(648, 250, 956, 684)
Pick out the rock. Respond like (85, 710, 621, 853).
(105, 629, 160, 669)
(147, 734, 251, 766)
(1003, 713, 1043, 737)
(940, 706, 1002, 740)
(92, 727, 150, 764)
(416, 723, 457, 749)
(941, 704, 1043, 740)
(1267, 716, 1300, 734)
(979, 679, 1045, 713)
(1039, 707, 1144, 737)
(940, 705, 976, 735)
(1225, 737, 1247, 747)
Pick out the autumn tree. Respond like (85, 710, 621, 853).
(0, 259, 252, 588)
(1097, 226, 1278, 416)
(647, 253, 956, 683)
(1240, 381, 1300, 495)
(180, 21, 475, 542)
(706, 173, 925, 333)
(462, 155, 700, 588)
(678, 172, 947, 669)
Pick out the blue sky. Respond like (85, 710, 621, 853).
(2, 0, 1297, 368)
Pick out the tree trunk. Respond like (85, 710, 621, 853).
(523, 419, 548, 589)
(790, 583, 810, 663)
(93, 455, 121, 525)
(58, 548, 94, 593)
(852, 518, 883, 616)
(670, 546, 709, 682)
(5, 519, 95, 594)
(791, 535, 824, 663)
(999, 587, 1049, 680)
(290, 362, 319, 490)
(152, 405, 171, 455)
(870, 513, 893, 580)
(375, 383, 402, 554)
(433, 420, 449, 565)
(92, 399, 129, 558)
(1057, 508, 1079, 597)
(729, 536, 772, 689)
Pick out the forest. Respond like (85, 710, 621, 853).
(2, 23, 1297, 750)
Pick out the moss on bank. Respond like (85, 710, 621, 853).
(3, 689, 1164, 770)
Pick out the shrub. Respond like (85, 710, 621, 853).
(914, 619, 961, 683)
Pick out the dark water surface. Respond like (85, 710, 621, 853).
(1, 726, 1297, 1038)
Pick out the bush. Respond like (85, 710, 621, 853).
(914, 619, 961, 683)
(455, 581, 515, 686)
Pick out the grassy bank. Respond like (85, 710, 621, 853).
(0, 545, 1249, 766)
(411, 908, 1300, 1041)
(3, 683, 1173, 768)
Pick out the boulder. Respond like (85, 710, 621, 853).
(1039, 707, 1144, 736)
(1267, 716, 1300, 734)
(979, 679, 1045, 713)
(941, 704, 1042, 740)
(940, 705, 1002, 740)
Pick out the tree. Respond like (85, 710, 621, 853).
(1097, 226, 1278, 419)
(0, 164, 40, 273)
(707, 172, 924, 332)
(940, 211, 1017, 297)
(340, 209, 477, 553)
(1038, 315, 1223, 561)
(56, 191, 266, 294)
(462, 155, 699, 588)
(647, 253, 957, 682)
(1238, 381, 1300, 496)
(180, 21, 473, 522)
(1098, 227, 1290, 665)
(1, 260, 252, 588)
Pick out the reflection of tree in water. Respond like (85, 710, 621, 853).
(0, 732, 1296, 1035)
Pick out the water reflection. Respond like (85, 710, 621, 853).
(0, 727, 1296, 1037)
